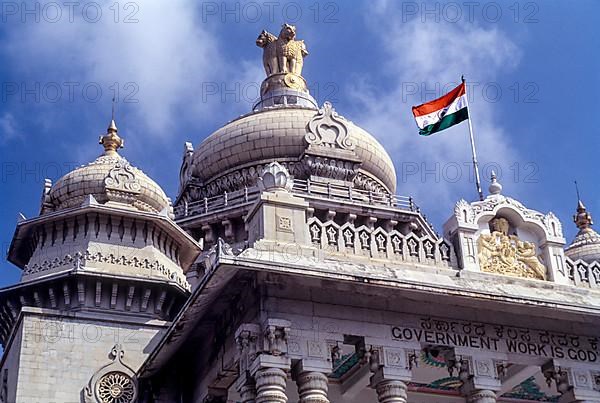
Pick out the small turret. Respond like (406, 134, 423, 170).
(565, 197, 600, 263)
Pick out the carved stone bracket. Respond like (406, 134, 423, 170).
(542, 361, 600, 402)
(263, 319, 291, 356)
(236, 323, 261, 375)
(442, 350, 501, 397)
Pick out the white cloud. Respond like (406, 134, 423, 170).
(0, 113, 21, 143)
(0, 0, 251, 140)
(350, 6, 523, 222)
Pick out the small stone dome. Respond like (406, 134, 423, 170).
(190, 105, 397, 195)
(45, 120, 170, 214)
(565, 200, 600, 263)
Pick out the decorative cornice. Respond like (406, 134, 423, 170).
(23, 250, 190, 291)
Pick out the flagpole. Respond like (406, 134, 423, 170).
(462, 76, 484, 201)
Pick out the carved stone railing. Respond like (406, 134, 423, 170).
(174, 179, 420, 219)
(565, 256, 600, 288)
(292, 179, 416, 210)
(175, 186, 259, 218)
(307, 217, 455, 268)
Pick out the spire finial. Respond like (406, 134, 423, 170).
(488, 170, 502, 195)
(111, 96, 115, 121)
(574, 181, 593, 231)
(99, 101, 123, 155)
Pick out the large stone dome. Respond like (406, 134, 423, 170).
(189, 104, 397, 197)
(45, 120, 170, 215)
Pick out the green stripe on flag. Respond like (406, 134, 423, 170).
(419, 107, 469, 136)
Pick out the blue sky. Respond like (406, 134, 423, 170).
(1, 0, 599, 286)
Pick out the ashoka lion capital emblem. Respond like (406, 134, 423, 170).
(477, 217, 547, 280)
(256, 24, 309, 94)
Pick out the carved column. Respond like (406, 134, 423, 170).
(292, 356, 333, 403)
(255, 367, 288, 403)
(248, 319, 292, 403)
(236, 324, 261, 403)
(466, 389, 497, 403)
(296, 371, 330, 403)
(368, 347, 416, 403)
(237, 379, 257, 403)
(374, 379, 408, 403)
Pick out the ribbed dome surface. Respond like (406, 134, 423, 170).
(191, 107, 397, 193)
(565, 228, 600, 263)
(48, 153, 170, 214)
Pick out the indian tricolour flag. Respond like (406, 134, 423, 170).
(412, 82, 469, 136)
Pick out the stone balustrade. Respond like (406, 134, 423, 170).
(566, 256, 600, 287)
(307, 217, 454, 267)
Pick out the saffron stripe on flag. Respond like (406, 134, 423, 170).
(412, 83, 466, 117)
(414, 94, 468, 130)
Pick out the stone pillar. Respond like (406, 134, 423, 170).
(236, 374, 257, 403)
(296, 371, 330, 403)
(466, 389, 497, 403)
(255, 367, 288, 403)
(236, 324, 261, 403)
(373, 379, 408, 403)
(368, 347, 416, 403)
(248, 319, 293, 403)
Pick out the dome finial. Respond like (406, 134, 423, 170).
(488, 170, 502, 195)
(574, 181, 593, 231)
(99, 99, 124, 155)
(253, 24, 317, 110)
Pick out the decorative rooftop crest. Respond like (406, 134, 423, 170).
(306, 102, 354, 150)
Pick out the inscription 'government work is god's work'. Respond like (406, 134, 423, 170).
(392, 317, 598, 363)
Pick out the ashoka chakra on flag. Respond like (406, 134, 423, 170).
(412, 82, 469, 136)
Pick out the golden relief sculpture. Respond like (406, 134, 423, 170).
(477, 217, 547, 280)
(256, 24, 309, 94)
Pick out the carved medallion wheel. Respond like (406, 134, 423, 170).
(97, 372, 135, 403)
(284, 73, 304, 90)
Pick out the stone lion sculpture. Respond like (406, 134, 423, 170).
(256, 30, 278, 76)
(256, 24, 308, 77)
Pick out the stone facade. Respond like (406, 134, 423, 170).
(0, 121, 201, 403)
(2, 24, 600, 403)
(8, 311, 164, 403)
